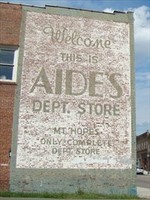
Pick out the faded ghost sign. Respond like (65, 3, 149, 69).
(16, 11, 132, 169)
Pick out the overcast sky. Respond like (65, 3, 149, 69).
(1, 0, 149, 135)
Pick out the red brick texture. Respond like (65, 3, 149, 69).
(0, 3, 22, 191)
(0, 83, 16, 191)
(0, 3, 22, 46)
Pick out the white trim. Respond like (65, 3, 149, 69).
(13, 48, 19, 82)
(0, 46, 19, 82)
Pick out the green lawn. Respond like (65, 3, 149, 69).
(0, 191, 141, 199)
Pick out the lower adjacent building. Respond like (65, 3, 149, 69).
(136, 131, 150, 172)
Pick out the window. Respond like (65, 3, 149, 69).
(0, 47, 18, 81)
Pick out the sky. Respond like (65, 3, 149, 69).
(0, 0, 149, 135)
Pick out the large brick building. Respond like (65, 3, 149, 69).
(0, 2, 136, 195)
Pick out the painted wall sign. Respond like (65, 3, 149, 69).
(16, 11, 132, 169)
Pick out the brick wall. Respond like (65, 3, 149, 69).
(0, 3, 22, 46)
(0, 83, 16, 191)
(0, 3, 22, 191)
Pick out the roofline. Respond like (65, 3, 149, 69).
(137, 130, 150, 137)
(0, 1, 133, 15)
(0, 1, 44, 9)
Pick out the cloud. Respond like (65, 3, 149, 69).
(103, 8, 114, 13)
(136, 74, 150, 125)
(136, 72, 150, 82)
(132, 6, 150, 134)
(136, 71, 150, 133)
(133, 6, 150, 65)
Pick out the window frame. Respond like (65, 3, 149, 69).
(0, 46, 19, 82)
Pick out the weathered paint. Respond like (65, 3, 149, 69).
(10, 5, 136, 195)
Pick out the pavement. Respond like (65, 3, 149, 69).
(137, 187, 150, 199)
(137, 171, 150, 198)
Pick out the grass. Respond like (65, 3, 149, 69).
(0, 191, 141, 199)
